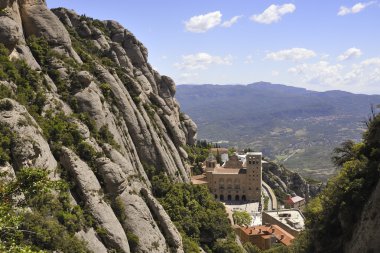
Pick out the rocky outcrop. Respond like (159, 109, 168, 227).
(75, 228, 108, 253)
(344, 179, 380, 253)
(19, 0, 82, 63)
(60, 148, 130, 253)
(263, 161, 323, 201)
(141, 188, 184, 253)
(0, 0, 40, 68)
(0, 1, 198, 252)
(0, 99, 57, 172)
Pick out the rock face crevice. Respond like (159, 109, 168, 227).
(0, 1, 197, 252)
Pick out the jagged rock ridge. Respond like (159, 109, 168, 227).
(0, 0, 197, 252)
(263, 162, 323, 201)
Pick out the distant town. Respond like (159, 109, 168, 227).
(191, 148, 306, 251)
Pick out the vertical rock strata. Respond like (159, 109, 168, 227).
(0, 0, 197, 252)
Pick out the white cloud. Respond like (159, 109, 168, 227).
(185, 11, 222, 33)
(288, 57, 380, 90)
(288, 61, 344, 86)
(345, 58, 380, 85)
(272, 70, 280, 76)
(175, 52, 232, 70)
(266, 48, 317, 61)
(250, 3, 296, 24)
(337, 48, 362, 61)
(338, 1, 376, 16)
(244, 55, 253, 64)
(221, 15, 242, 28)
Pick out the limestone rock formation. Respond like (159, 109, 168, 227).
(345, 179, 380, 253)
(263, 161, 323, 201)
(0, 99, 57, 171)
(0, 1, 197, 252)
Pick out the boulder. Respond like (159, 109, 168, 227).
(0, 99, 57, 172)
(0, 16, 23, 49)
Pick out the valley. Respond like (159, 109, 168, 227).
(176, 83, 380, 181)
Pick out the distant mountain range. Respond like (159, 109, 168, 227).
(176, 82, 380, 181)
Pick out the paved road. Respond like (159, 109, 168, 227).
(262, 181, 278, 210)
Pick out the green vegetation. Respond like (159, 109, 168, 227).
(243, 243, 262, 253)
(0, 168, 89, 252)
(232, 211, 252, 227)
(263, 196, 269, 211)
(0, 123, 14, 165)
(0, 43, 46, 117)
(299, 112, 380, 252)
(184, 140, 212, 175)
(151, 172, 240, 253)
(126, 231, 139, 252)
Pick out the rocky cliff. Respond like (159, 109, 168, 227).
(0, 0, 197, 252)
(263, 162, 323, 203)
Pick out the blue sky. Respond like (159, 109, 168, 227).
(46, 1, 380, 94)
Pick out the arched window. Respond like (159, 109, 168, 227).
(242, 195, 247, 201)
(235, 195, 240, 201)
(227, 195, 232, 201)
(220, 195, 224, 201)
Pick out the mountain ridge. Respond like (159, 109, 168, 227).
(179, 82, 380, 95)
(176, 82, 380, 180)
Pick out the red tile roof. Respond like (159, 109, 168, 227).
(239, 224, 295, 246)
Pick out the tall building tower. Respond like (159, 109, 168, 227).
(205, 153, 217, 172)
(245, 152, 262, 201)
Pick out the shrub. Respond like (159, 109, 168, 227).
(0, 123, 14, 165)
(126, 231, 139, 251)
(0, 168, 89, 253)
(0, 99, 13, 111)
(153, 173, 235, 250)
(77, 141, 97, 162)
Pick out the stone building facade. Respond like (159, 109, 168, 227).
(205, 152, 262, 202)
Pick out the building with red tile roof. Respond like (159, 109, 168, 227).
(235, 224, 295, 250)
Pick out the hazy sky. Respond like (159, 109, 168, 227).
(46, 0, 380, 94)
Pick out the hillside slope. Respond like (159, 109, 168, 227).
(0, 1, 197, 252)
(176, 83, 380, 180)
(302, 112, 380, 253)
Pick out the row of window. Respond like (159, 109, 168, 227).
(217, 186, 260, 191)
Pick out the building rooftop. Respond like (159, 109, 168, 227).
(264, 209, 305, 231)
(191, 174, 208, 185)
(287, 196, 305, 204)
(212, 167, 246, 174)
(246, 152, 263, 156)
(239, 224, 295, 246)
